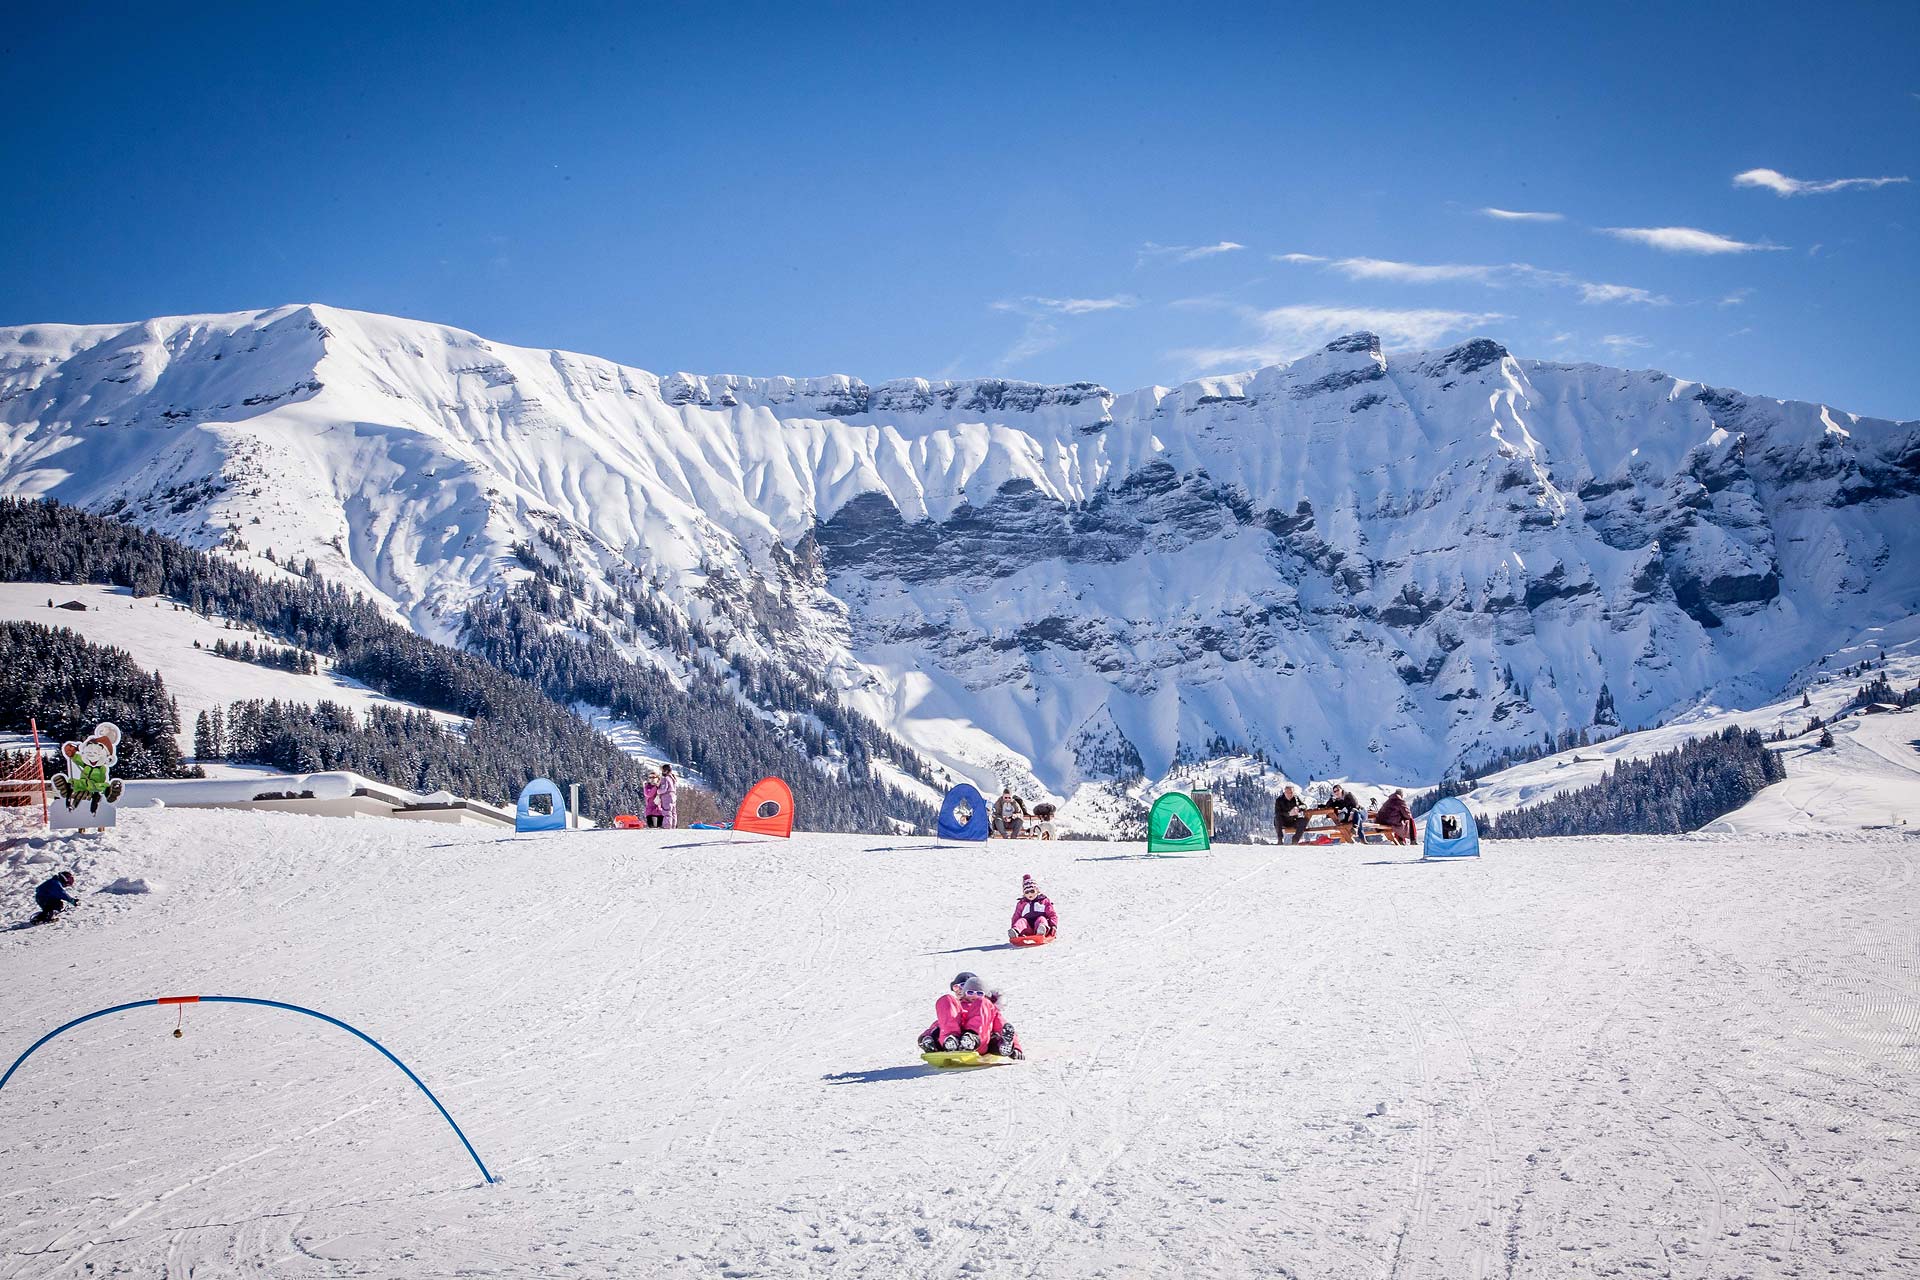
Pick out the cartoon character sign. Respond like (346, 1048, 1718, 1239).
(51, 722, 122, 828)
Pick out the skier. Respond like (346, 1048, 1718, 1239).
(657, 763, 679, 830)
(643, 772, 665, 828)
(30, 871, 78, 924)
(1009, 873, 1058, 940)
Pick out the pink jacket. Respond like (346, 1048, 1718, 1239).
(1011, 894, 1057, 933)
(643, 781, 663, 817)
(658, 773, 678, 828)
(921, 993, 996, 1043)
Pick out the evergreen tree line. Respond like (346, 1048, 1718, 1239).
(0, 621, 196, 778)
(461, 594, 933, 832)
(207, 636, 319, 674)
(1847, 675, 1920, 712)
(1487, 726, 1785, 839)
(0, 498, 930, 830)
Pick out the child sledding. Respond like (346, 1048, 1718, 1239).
(918, 972, 1024, 1066)
(1008, 873, 1057, 945)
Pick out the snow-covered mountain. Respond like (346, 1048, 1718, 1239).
(2, 304, 1916, 798)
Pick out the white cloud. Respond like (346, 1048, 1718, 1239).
(1274, 252, 1666, 304)
(1718, 288, 1754, 307)
(989, 294, 1137, 368)
(1601, 225, 1784, 254)
(998, 321, 1059, 366)
(1174, 304, 1505, 372)
(1481, 207, 1564, 222)
(1326, 256, 1497, 284)
(1274, 252, 1328, 264)
(1733, 167, 1909, 196)
(995, 295, 1137, 316)
(1140, 240, 1246, 265)
(1600, 334, 1651, 353)
(1575, 281, 1663, 305)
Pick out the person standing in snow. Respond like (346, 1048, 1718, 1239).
(1274, 784, 1309, 845)
(643, 773, 665, 828)
(1009, 874, 1058, 940)
(1375, 790, 1417, 846)
(657, 763, 679, 829)
(31, 871, 78, 924)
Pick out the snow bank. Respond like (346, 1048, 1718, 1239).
(99, 875, 155, 895)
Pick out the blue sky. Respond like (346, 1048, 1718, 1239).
(4, 2, 1916, 417)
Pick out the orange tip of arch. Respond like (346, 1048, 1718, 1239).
(154, 996, 201, 1005)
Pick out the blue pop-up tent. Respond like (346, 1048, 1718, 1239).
(937, 782, 989, 842)
(516, 778, 567, 832)
(1422, 797, 1481, 859)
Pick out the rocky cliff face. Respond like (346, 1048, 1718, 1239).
(2, 304, 1915, 799)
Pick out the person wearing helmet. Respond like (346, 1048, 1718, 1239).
(1008, 873, 1057, 940)
(916, 972, 1024, 1059)
(31, 871, 78, 925)
(918, 972, 979, 1052)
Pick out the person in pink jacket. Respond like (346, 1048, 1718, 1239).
(917, 973, 1025, 1058)
(657, 763, 679, 829)
(643, 774, 665, 828)
(1009, 873, 1057, 940)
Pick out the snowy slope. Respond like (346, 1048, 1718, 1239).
(0, 581, 467, 755)
(1, 811, 1916, 1277)
(3, 305, 1916, 796)
(1459, 616, 1920, 820)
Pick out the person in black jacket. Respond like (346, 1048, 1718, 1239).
(1273, 785, 1309, 845)
(31, 871, 78, 924)
(1329, 785, 1364, 842)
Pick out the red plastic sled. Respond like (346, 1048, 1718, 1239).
(1009, 933, 1056, 947)
(613, 814, 643, 829)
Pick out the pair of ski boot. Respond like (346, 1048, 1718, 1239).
(917, 1028, 1023, 1059)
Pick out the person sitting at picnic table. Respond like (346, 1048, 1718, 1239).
(1375, 790, 1417, 845)
(1328, 785, 1364, 842)
(1274, 784, 1310, 845)
(992, 787, 1029, 838)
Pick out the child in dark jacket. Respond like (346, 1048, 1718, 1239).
(31, 871, 78, 924)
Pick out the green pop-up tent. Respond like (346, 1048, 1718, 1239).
(1146, 791, 1210, 854)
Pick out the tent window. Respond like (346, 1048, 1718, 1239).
(1441, 815, 1461, 840)
(756, 799, 783, 819)
(529, 793, 554, 816)
(1162, 815, 1193, 841)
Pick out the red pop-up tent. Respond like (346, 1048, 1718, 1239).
(733, 776, 795, 839)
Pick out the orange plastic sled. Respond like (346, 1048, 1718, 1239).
(733, 776, 795, 839)
(613, 814, 643, 830)
(1009, 934, 1056, 948)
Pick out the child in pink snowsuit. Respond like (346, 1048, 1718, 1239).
(918, 973, 1024, 1058)
(1009, 873, 1057, 939)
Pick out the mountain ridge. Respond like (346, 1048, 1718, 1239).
(3, 303, 1916, 811)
